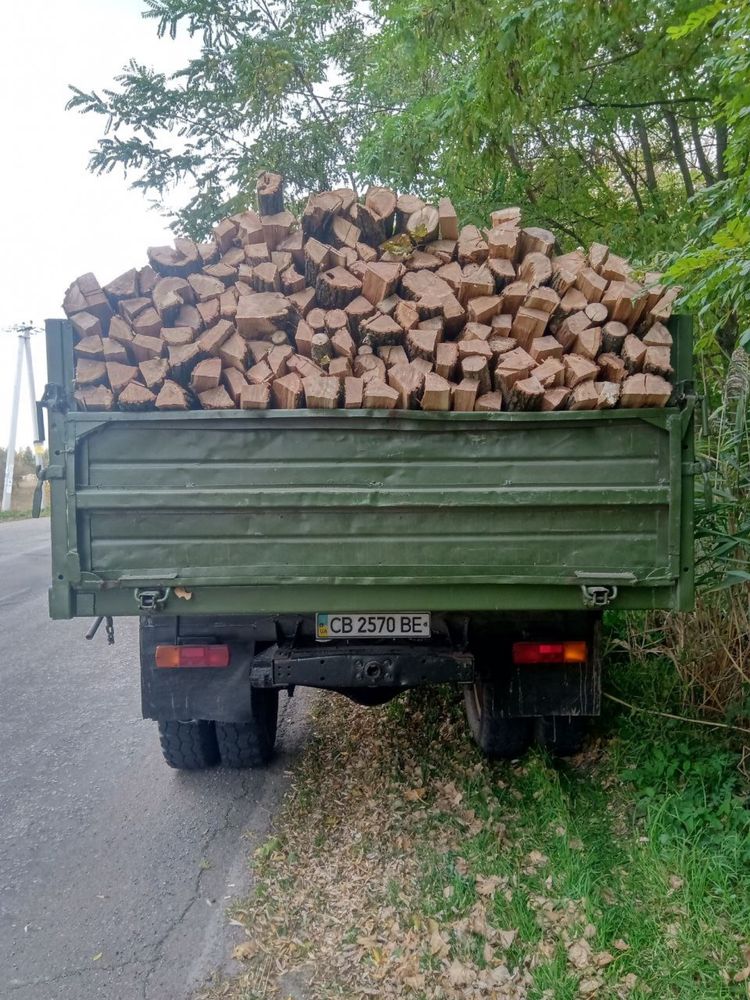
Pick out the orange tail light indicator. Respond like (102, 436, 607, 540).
(512, 641, 588, 665)
(155, 645, 231, 668)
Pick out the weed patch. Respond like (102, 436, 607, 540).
(199, 683, 750, 1000)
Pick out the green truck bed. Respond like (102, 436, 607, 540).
(45, 317, 695, 619)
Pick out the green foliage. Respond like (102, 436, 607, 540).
(68, 0, 720, 260)
(666, 0, 750, 355)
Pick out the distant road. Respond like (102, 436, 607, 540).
(0, 519, 309, 1000)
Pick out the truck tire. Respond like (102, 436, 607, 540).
(463, 681, 533, 760)
(535, 716, 588, 757)
(157, 720, 220, 770)
(214, 689, 279, 768)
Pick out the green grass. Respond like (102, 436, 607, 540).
(0, 508, 48, 522)
(203, 657, 750, 1000)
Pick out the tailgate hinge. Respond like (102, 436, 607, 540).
(135, 587, 171, 612)
(580, 585, 618, 608)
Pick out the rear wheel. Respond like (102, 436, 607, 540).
(463, 680, 533, 760)
(157, 720, 219, 770)
(214, 689, 279, 768)
(535, 716, 588, 757)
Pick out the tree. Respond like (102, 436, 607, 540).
(67, 0, 723, 263)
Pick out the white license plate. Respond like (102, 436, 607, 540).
(316, 613, 431, 639)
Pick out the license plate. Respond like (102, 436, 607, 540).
(316, 613, 431, 639)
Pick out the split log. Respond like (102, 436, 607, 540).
(236, 293, 293, 337)
(301, 192, 342, 241)
(518, 252, 552, 287)
(407, 206, 440, 243)
(132, 309, 163, 340)
(459, 322, 492, 342)
(328, 357, 352, 380)
(533, 357, 565, 388)
(508, 375, 544, 411)
(311, 333, 333, 367)
(362, 379, 399, 409)
(435, 342, 459, 380)
(563, 355, 598, 388)
(344, 377, 364, 409)
(488, 258, 516, 292)
(438, 198, 459, 240)
(272, 373, 304, 409)
(644, 346, 673, 378)
(452, 379, 479, 412)
(106, 362, 139, 395)
(529, 335, 563, 363)
(388, 364, 423, 409)
(362, 314, 403, 348)
(461, 355, 491, 395)
(588, 242, 609, 273)
(457, 340, 492, 362)
(598, 352, 627, 383)
(406, 328, 440, 362)
(568, 382, 599, 411)
(222, 367, 249, 405)
(316, 266, 362, 309)
(512, 306, 549, 349)
(155, 380, 190, 410)
(475, 392, 503, 412)
(74, 334, 104, 359)
(266, 345, 293, 378)
(571, 326, 602, 361)
(261, 211, 294, 251)
(365, 187, 397, 234)
(379, 345, 409, 368)
(303, 375, 341, 409)
(140, 358, 169, 391)
(218, 331, 248, 371)
(541, 387, 571, 411)
(119, 382, 156, 410)
(487, 226, 519, 261)
(240, 383, 271, 410)
(256, 171, 285, 215)
(331, 328, 357, 360)
(420, 372, 452, 411)
(168, 343, 202, 382)
(147, 240, 200, 278)
(556, 311, 591, 352)
(499, 280, 529, 316)
(601, 321, 628, 355)
(494, 347, 536, 399)
(643, 321, 672, 347)
(104, 269, 139, 305)
(74, 385, 114, 411)
(622, 334, 647, 373)
(394, 298, 420, 332)
(199, 386, 234, 410)
(130, 334, 164, 363)
(108, 317, 134, 346)
(197, 318, 234, 356)
(519, 227, 555, 257)
(362, 262, 402, 306)
(490, 207, 521, 229)
(303, 238, 331, 286)
(576, 267, 608, 303)
(596, 382, 621, 409)
(525, 286, 559, 315)
(467, 295, 502, 324)
(396, 194, 425, 230)
(102, 338, 128, 363)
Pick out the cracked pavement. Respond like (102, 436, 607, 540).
(0, 520, 312, 999)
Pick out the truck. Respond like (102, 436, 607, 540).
(41, 315, 696, 768)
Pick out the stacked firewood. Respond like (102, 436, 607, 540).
(64, 172, 679, 414)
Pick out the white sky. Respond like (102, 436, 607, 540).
(0, 0, 196, 448)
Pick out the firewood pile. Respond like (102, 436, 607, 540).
(63, 172, 679, 414)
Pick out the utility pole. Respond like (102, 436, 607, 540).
(2, 324, 42, 513)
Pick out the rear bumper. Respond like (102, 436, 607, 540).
(251, 643, 474, 690)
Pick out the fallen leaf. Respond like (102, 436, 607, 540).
(497, 929, 518, 949)
(579, 976, 604, 996)
(613, 939, 629, 952)
(734, 966, 750, 983)
(528, 850, 548, 867)
(569, 837, 585, 851)
(668, 875, 684, 891)
(232, 941, 257, 961)
(404, 787, 426, 802)
(476, 874, 505, 896)
(447, 959, 473, 986)
(92, 952, 102, 962)
(568, 939, 593, 970)
(595, 951, 615, 967)
(174, 586, 193, 600)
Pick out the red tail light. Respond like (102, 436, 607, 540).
(513, 641, 587, 665)
(155, 645, 231, 668)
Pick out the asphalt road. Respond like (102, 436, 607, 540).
(0, 518, 310, 1000)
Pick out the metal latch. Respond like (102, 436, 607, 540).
(135, 587, 171, 611)
(581, 585, 618, 608)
